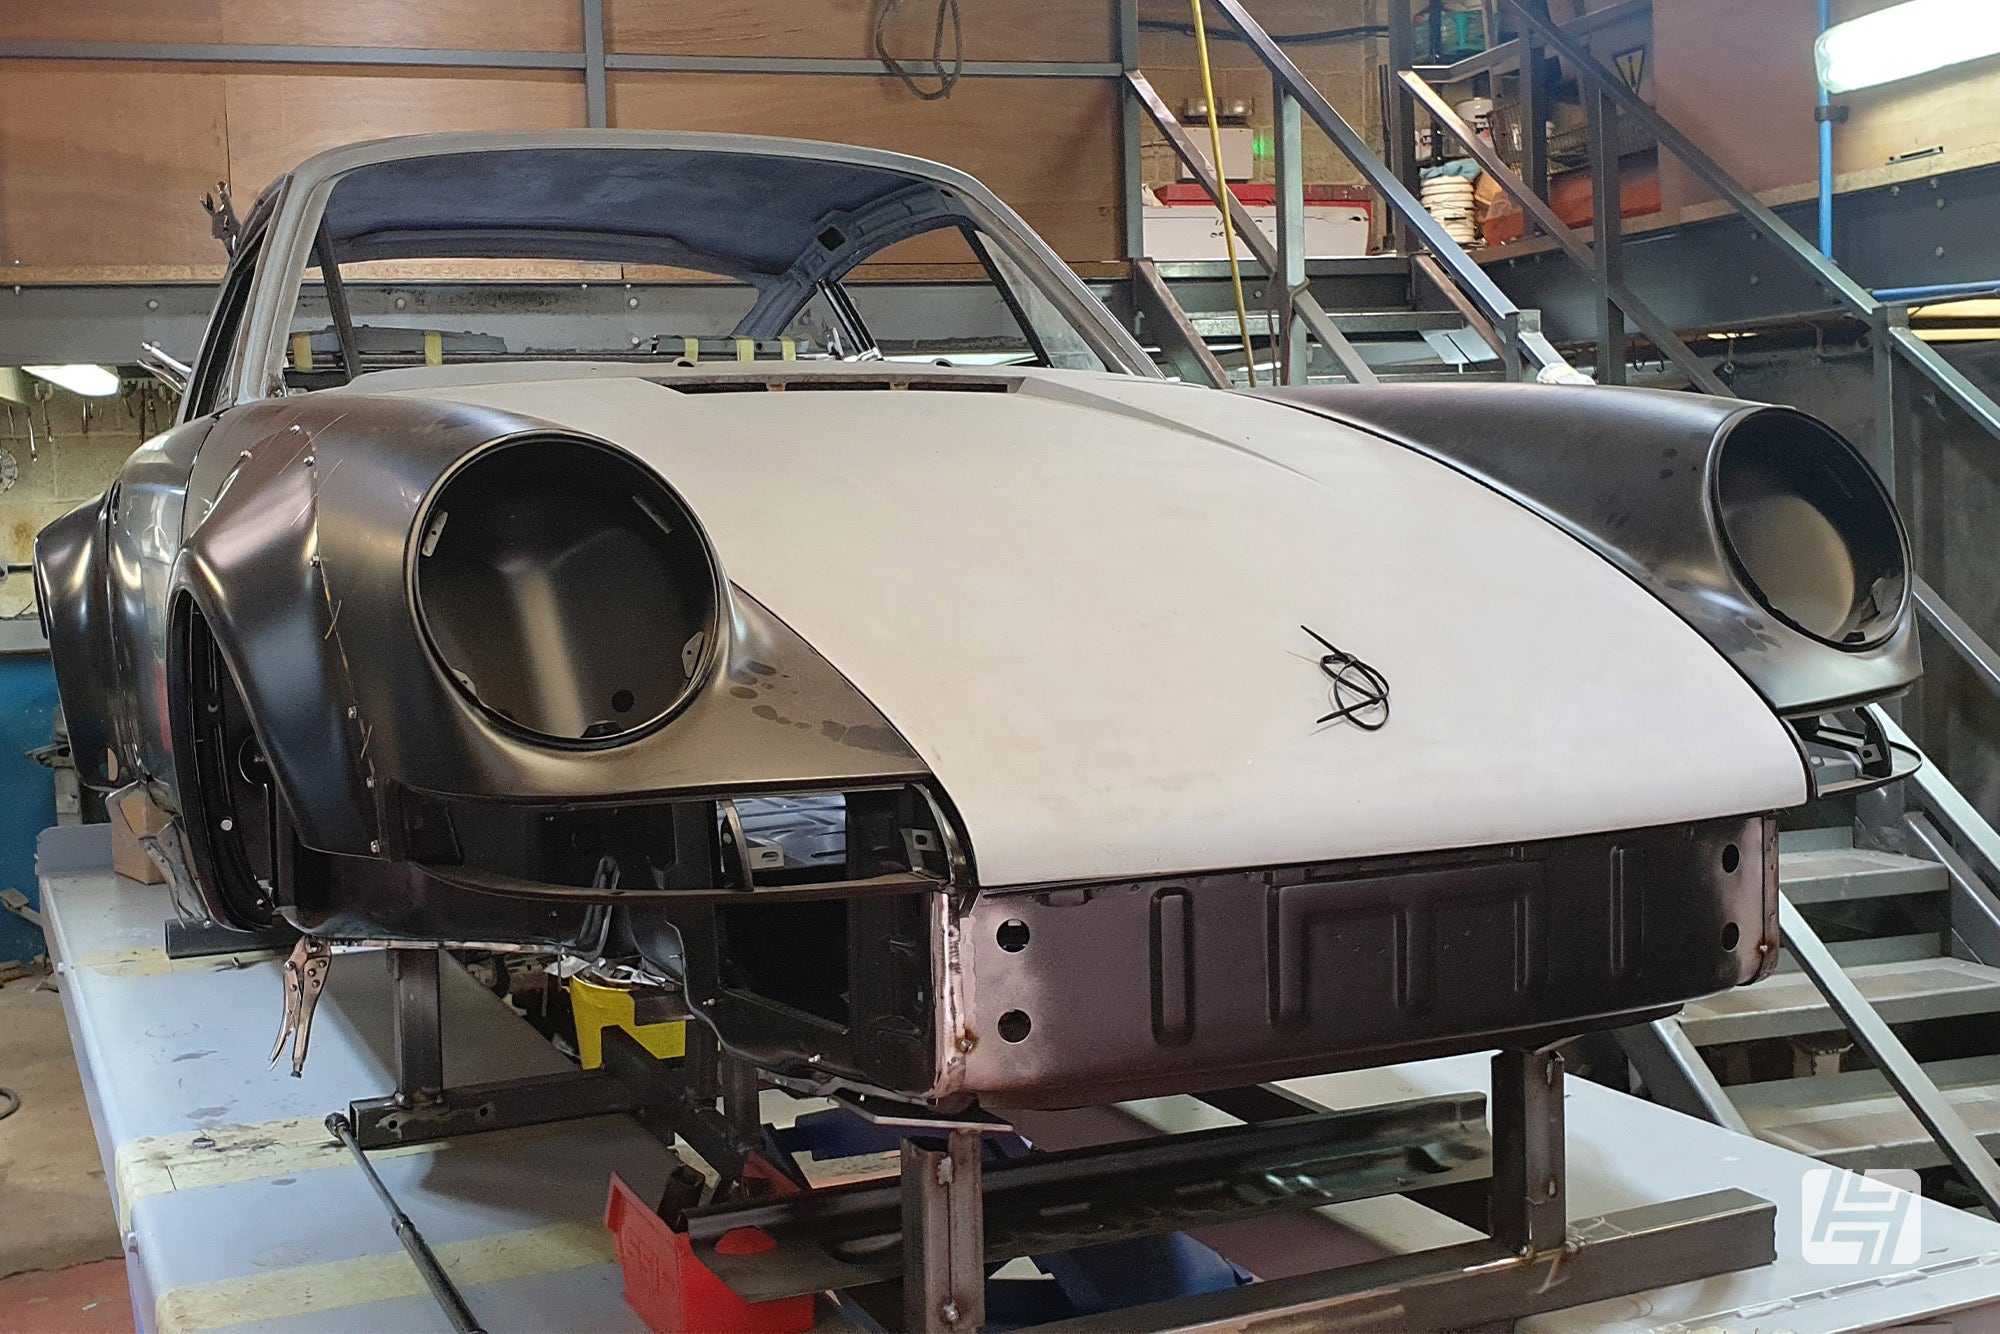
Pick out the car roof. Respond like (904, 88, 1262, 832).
(289, 130, 991, 276)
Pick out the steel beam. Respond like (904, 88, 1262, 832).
(0, 39, 586, 68)
(0, 39, 1119, 78)
(1586, 80, 1626, 383)
(1519, 27, 1547, 216)
(1917, 577, 2000, 703)
(1616, 1018, 1752, 1135)
(1496, 0, 1876, 317)
(1036, 1189, 1776, 1333)
(580, 0, 607, 128)
(1129, 259, 1230, 387)
(685, 1092, 1491, 1303)
(349, 1068, 636, 1149)
(605, 54, 1121, 77)
(1117, 0, 1145, 263)
(1384, 0, 1422, 255)
(390, 947, 444, 1101)
(902, 1132, 985, 1334)
(1489, 1049, 1565, 1254)
(1400, 70, 1725, 393)
(1127, 71, 1378, 384)
(1273, 83, 1308, 384)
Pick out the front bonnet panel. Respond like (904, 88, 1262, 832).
(401, 368, 1810, 887)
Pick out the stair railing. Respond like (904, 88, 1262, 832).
(1123, 0, 1582, 385)
(1437, 0, 2000, 788)
(1388, 0, 2000, 1195)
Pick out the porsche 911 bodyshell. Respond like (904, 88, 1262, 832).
(36, 132, 1918, 1108)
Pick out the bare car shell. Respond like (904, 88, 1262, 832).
(37, 131, 1916, 1108)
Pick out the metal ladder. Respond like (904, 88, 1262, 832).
(1112, 0, 2000, 1214)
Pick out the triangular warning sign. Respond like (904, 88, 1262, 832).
(1615, 46, 1647, 92)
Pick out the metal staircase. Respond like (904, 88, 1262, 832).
(1111, 0, 2000, 1213)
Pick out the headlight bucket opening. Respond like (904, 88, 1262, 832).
(1712, 409, 1907, 651)
(413, 435, 723, 746)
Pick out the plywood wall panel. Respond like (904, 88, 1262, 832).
(0, 62, 229, 268)
(1654, 0, 2000, 215)
(222, 69, 586, 199)
(0, 0, 224, 44)
(607, 73, 1123, 261)
(217, 0, 583, 52)
(1652, 0, 1816, 215)
(605, 0, 1115, 63)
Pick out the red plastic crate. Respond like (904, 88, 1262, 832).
(604, 1174, 816, 1334)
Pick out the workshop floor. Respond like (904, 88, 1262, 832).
(0, 969, 133, 1332)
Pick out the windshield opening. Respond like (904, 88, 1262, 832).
(271, 146, 1115, 391)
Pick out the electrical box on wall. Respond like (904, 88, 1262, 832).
(1177, 126, 1257, 183)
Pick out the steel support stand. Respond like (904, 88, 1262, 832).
(722, 1052, 762, 1143)
(391, 947, 445, 1103)
(901, 1129, 985, 1334)
(348, 949, 636, 1149)
(1490, 1048, 1566, 1253)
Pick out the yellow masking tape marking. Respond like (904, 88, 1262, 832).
(155, 1221, 612, 1333)
(423, 329, 443, 365)
(780, 337, 797, 361)
(682, 336, 700, 362)
(75, 945, 281, 978)
(290, 333, 313, 371)
(735, 336, 755, 362)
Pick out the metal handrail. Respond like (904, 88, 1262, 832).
(1482, 0, 2000, 460)
(1395, 68, 1729, 395)
(1493, 0, 1877, 319)
(1201, 0, 1572, 383)
(1452, 0, 2000, 705)
(1412, 0, 1650, 84)
(1393, 2, 2000, 1189)
(1126, 70, 1379, 385)
(1916, 579, 2000, 704)
(1780, 896, 2000, 1215)
(1144, 0, 1579, 382)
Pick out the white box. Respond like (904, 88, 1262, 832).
(1141, 203, 1371, 262)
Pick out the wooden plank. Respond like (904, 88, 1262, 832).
(0, 0, 224, 44)
(0, 62, 230, 269)
(222, 69, 586, 201)
(0, 0, 578, 51)
(604, 0, 1115, 64)
(607, 72, 1123, 262)
(217, 0, 582, 53)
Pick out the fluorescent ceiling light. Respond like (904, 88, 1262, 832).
(1816, 0, 2000, 93)
(23, 364, 122, 397)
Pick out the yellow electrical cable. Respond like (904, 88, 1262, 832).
(1189, 0, 1258, 388)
